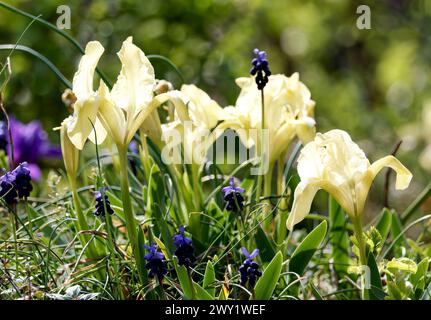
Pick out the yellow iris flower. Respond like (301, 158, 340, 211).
(219, 73, 316, 166)
(286, 129, 412, 230)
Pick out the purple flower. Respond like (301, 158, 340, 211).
(12, 162, 33, 198)
(1, 117, 61, 181)
(0, 162, 33, 205)
(239, 247, 261, 288)
(221, 177, 245, 212)
(144, 242, 168, 280)
(0, 171, 17, 205)
(94, 188, 114, 217)
(250, 48, 271, 90)
(222, 177, 245, 196)
(173, 226, 196, 267)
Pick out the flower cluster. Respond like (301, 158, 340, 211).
(250, 48, 271, 90)
(222, 177, 245, 212)
(239, 247, 262, 288)
(173, 226, 196, 267)
(93, 189, 114, 217)
(144, 242, 168, 280)
(0, 162, 33, 205)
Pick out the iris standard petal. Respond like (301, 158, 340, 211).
(72, 41, 104, 100)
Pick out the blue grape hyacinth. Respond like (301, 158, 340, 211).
(94, 188, 114, 217)
(0, 162, 33, 205)
(144, 242, 168, 281)
(222, 177, 245, 212)
(250, 48, 271, 90)
(239, 247, 262, 288)
(173, 225, 196, 267)
(0, 171, 17, 205)
(12, 163, 33, 199)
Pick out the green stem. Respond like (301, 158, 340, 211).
(189, 165, 202, 239)
(139, 132, 152, 183)
(276, 157, 288, 244)
(262, 164, 274, 232)
(352, 217, 369, 300)
(10, 210, 18, 274)
(71, 185, 99, 259)
(118, 147, 138, 251)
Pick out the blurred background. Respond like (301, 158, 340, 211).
(1, 0, 430, 217)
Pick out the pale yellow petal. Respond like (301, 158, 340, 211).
(286, 181, 320, 231)
(88, 117, 107, 145)
(368, 155, 412, 190)
(67, 97, 100, 150)
(180, 84, 224, 129)
(111, 36, 155, 118)
(72, 41, 104, 100)
(97, 81, 126, 145)
(293, 116, 316, 144)
(60, 117, 79, 180)
(126, 92, 179, 144)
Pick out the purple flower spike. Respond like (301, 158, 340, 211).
(250, 48, 271, 90)
(0, 162, 33, 204)
(222, 177, 245, 196)
(0, 171, 17, 205)
(173, 226, 196, 267)
(241, 247, 260, 260)
(239, 247, 262, 288)
(94, 188, 114, 217)
(144, 243, 167, 280)
(222, 177, 245, 212)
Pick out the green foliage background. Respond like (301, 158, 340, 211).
(1, 0, 430, 217)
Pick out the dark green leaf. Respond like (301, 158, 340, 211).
(328, 195, 349, 276)
(254, 251, 283, 300)
(289, 221, 327, 275)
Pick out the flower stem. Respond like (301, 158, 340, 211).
(189, 165, 202, 240)
(118, 147, 138, 252)
(276, 157, 288, 243)
(70, 180, 99, 259)
(10, 210, 18, 274)
(352, 216, 369, 300)
(262, 164, 273, 232)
